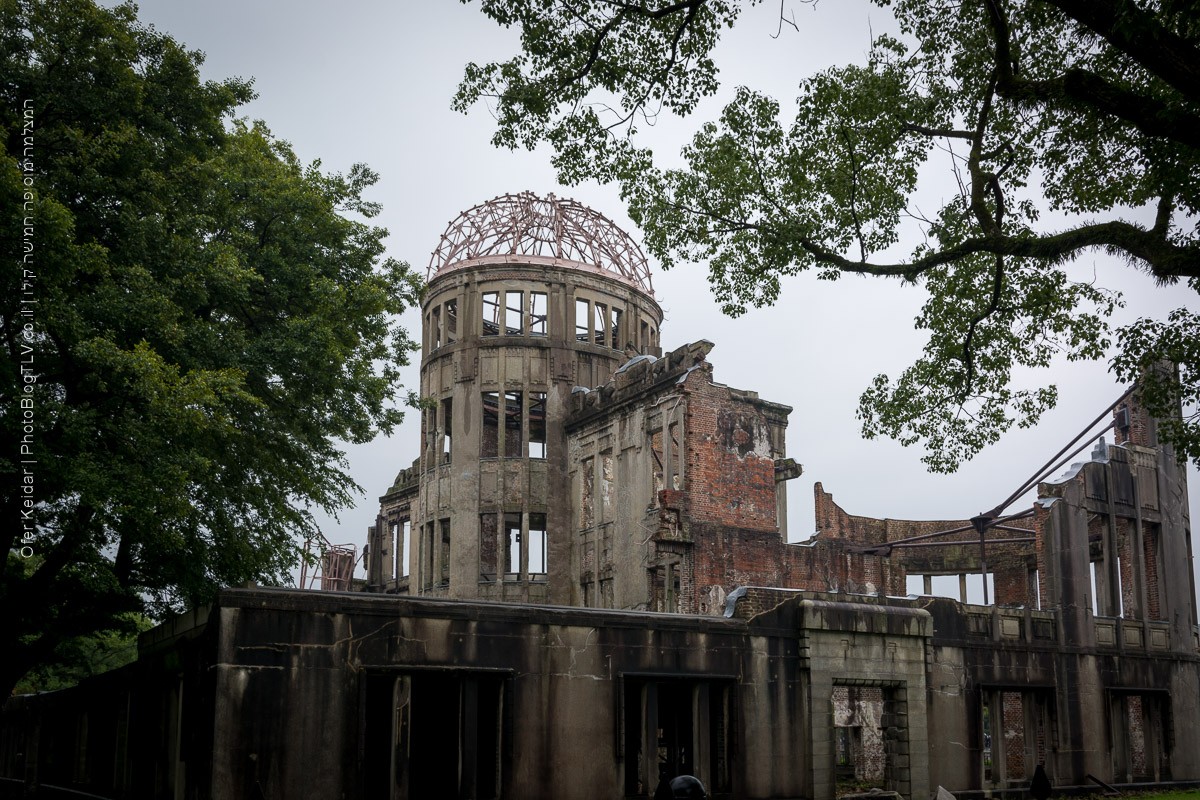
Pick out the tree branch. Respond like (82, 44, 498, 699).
(967, 74, 1002, 237)
(1043, 0, 1200, 105)
(599, 0, 706, 19)
(903, 122, 975, 140)
(669, 200, 1200, 280)
(985, 0, 1200, 151)
(960, 255, 1007, 400)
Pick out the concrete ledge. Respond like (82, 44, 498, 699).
(800, 599, 933, 638)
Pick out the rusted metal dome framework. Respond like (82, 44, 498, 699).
(427, 191, 653, 293)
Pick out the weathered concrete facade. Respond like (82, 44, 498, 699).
(565, 339, 799, 614)
(0, 588, 931, 799)
(9, 582, 1195, 799)
(6, 193, 1200, 799)
(366, 195, 808, 617)
(354, 193, 1200, 799)
(368, 193, 664, 606)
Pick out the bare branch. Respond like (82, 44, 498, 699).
(771, 0, 800, 39)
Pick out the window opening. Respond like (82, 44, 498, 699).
(400, 520, 411, 578)
(445, 298, 457, 343)
(982, 696, 994, 781)
(529, 513, 547, 576)
(504, 391, 522, 458)
(580, 457, 594, 529)
(481, 392, 499, 458)
(529, 291, 547, 336)
(1110, 692, 1169, 783)
(505, 291, 523, 335)
(905, 574, 962, 600)
(482, 291, 500, 337)
(423, 522, 436, 590)
(622, 679, 731, 796)
(439, 518, 450, 586)
(388, 523, 398, 581)
(610, 307, 622, 349)
(651, 564, 681, 613)
(1090, 558, 1120, 616)
(575, 298, 590, 342)
(441, 397, 453, 463)
(529, 393, 547, 458)
(479, 513, 497, 582)
(593, 302, 607, 345)
(981, 689, 1056, 787)
(650, 429, 665, 497)
(366, 672, 506, 799)
(833, 686, 887, 793)
(504, 512, 522, 578)
(640, 320, 649, 352)
(432, 305, 442, 349)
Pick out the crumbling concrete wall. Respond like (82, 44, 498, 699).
(566, 340, 799, 614)
(7, 585, 1200, 799)
(201, 588, 800, 799)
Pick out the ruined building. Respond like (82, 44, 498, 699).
(367, 192, 803, 614)
(3, 194, 1198, 800)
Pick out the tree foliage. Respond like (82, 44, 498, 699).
(13, 613, 154, 695)
(456, 0, 1200, 471)
(1, 0, 419, 695)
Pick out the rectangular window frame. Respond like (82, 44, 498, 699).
(575, 298, 590, 343)
(593, 302, 607, 345)
(505, 290, 524, 335)
(482, 391, 500, 458)
(528, 392, 547, 459)
(504, 512, 522, 579)
(482, 291, 501, 337)
(504, 390, 523, 458)
(529, 291, 547, 336)
(445, 298, 458, 344)
(441, 397, 453, 464)
(480, 512, 498, 582)
(400, 519, 411, 579)
(529, 513, 547, 577)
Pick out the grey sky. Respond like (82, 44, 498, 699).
(125, 0, 1200, 599)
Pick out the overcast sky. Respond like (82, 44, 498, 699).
(124, 0, 1200, 601)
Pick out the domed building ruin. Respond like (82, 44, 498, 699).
(6, 193, 1200, 800)
(367, 192, 801, 613)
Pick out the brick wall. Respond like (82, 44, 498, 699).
(1002, 691, 1026, 780)
(681, 367, 795, 608)
(1116, 397, 1155, 448)
(682, 372, 780, 534)
(833, 686, 886, 783)
(1128, 695, 1147, 779)
(1144, 523, 1162, 619)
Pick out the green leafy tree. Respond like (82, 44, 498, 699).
(455, 0, 1200, 471)
(13, 613, 154, 695)
(1, 0, 419, 696)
